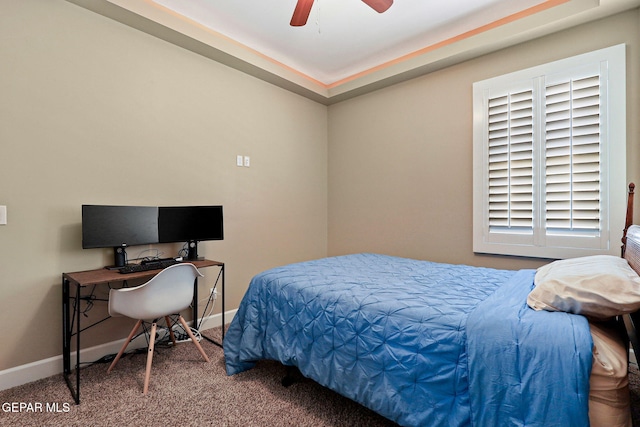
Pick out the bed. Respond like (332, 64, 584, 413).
(224, 184, 640, 427)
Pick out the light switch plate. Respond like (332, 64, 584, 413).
(0, 206, 6, 225)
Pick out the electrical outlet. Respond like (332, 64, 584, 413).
(236, 155, 243, 167)
(0, 206, 6, 225)
(213, 288, 218, 300)
(244, 156, 251, 167)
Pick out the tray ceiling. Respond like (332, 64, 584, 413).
(66, 0, 639, 104)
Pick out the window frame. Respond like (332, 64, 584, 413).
(472, 44, 626, 259)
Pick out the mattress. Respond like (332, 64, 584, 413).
(588, 320, 631, 427)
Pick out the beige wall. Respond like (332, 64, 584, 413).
(1, 1, 639, 374)
(0, 0, 327, 370)
(328, 10, 640, 270)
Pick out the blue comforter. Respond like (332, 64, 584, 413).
(224, 254, 592, 426)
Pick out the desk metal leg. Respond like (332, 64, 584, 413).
(75, 283, 81, 403)
(201, 264, 225, 347)
(62, 277, 81, 404)
(221, 264, 225, 341)
(62, 278, 70, 384)
(193, 277, 198, 331)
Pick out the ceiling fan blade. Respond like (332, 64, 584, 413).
(362, 0, 393, 13)
(290, 0, 314, 26)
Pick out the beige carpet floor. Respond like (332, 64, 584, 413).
(0, 328, 395, 427)
(1, 327, 639, 426)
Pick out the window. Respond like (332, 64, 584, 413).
(473, 44, 626, 259)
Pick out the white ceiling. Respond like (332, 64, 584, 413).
(67, 0, 639, 104)
(151, 0, 547, 84)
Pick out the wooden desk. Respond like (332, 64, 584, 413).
(62, 259, 224, 404)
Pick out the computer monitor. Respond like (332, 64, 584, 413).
(82, 205, 159, 267)
(158, 206, 224, 260)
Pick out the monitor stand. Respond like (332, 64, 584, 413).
(187, 240, 199, 261)
(111, 245, 127, 268)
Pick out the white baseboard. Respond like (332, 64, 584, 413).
(0, 309, 237, 392)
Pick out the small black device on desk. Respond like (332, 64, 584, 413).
(118, 257, 181, 274)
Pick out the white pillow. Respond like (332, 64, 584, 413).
(527, 255, 640, 319)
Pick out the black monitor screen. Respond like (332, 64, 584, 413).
(158, 206, 224, 243)
(82, 205, 159, 249)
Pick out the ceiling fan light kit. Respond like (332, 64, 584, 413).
(290, 0, 394, 27)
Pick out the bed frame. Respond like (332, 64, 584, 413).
(621, 182, 640, 361)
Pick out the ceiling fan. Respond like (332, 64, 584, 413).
(290, 0, 394, 26)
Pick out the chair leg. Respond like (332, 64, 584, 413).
(177, 316, 210, 363)
(165, 316, 177, 345)
(108, 319, 143, 373)
(143, 322, 158, 394)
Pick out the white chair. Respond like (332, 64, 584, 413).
(107, 263, 210, 394)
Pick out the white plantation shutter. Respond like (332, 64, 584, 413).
(545, 75, 600, 233)
(473, 44, 626, 259)
(545, 75, 601, 233)
(488, 90, 534, 232)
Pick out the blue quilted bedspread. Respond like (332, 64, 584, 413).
(224, 253, 592, 426)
